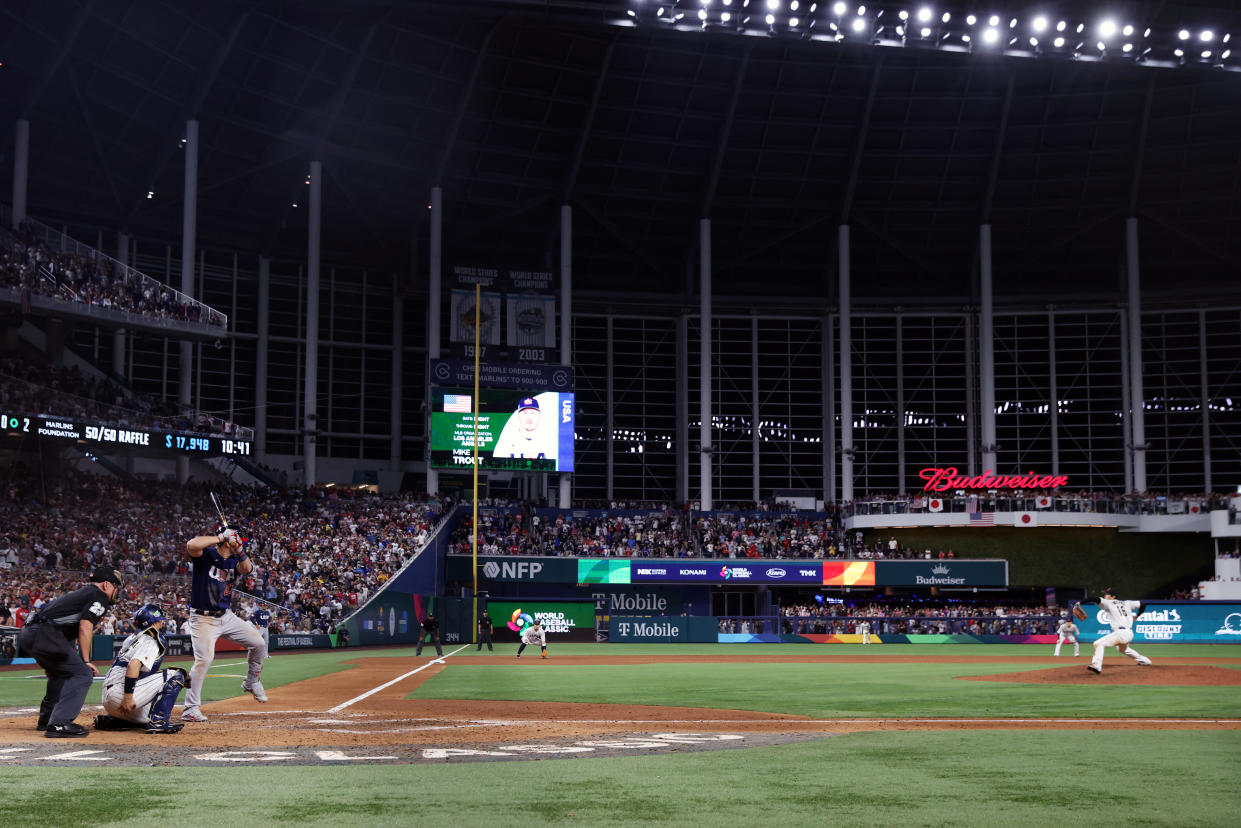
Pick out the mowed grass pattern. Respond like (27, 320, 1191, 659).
(4, 643, 1240, 825)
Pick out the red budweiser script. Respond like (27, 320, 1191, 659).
(919, 467, 1068, 492)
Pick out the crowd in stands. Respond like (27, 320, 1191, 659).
(0, 472, 449, 640)
(0, 357, 250, 438)
(0, 222, 224, 326)
(450, 505, 695, 557)
(772, 599, 1060, 636)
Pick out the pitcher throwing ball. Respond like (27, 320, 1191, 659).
(181, 526, 269, 722)
(1086, 587, 1152, 674)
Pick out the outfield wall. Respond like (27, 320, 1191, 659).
(607, 602, 1241, 645)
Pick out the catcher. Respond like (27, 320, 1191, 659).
(516, 620, 548, 659)
(95, 604, 188, 734)
(1081, 588, 1152, 674)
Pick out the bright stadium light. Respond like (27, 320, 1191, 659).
(917, 7, 931, 23)
(722, 10, 731, 20)
(790, 16, 798, 25)
(698, 8, 707, 19)
(1056, 20, 1066, 32)
(983, 27, 998, 44)
(1099, 19, 1117, 38)
(921, 26, 930, 37)
(765, 12, 774, 23)
(1032, 16, 1047, 32)
(966, 14, 976, 25)
(851, 16, 866, 32)
(898, 9, 909, 20)
(832, 1, 846, 14)
(988, 15, 999, 27)
(1178, 29, 1190, 40)
(941, 11, 950, 23)
(1122, 24, 1134, 37)
(1200, 30, 1214, 42)
(1122, 42, 1133, 52)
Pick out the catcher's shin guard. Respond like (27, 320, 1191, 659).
(147, 669, 189, 732)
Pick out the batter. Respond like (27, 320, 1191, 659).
(181, 526, 269, 722)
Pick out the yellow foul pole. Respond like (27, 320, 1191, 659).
(471, 283, 481, 644)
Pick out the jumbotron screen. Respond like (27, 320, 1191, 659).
(429, 387, 574, 472)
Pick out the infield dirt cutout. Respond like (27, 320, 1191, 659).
(2, 654, 1239, 765)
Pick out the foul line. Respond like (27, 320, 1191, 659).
(328, 646, 469, 714)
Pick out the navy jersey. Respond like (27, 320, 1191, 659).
(252, 607, 272, 628)
(189, 546, 242, 612)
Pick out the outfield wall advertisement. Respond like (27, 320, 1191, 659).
(1074, 602, 1241, 644)
(487, 601, 597, 642)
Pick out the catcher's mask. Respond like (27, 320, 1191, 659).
(133, 603, 165, 633)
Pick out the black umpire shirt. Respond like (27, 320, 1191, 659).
(422, 616, 440, 636)
(479, 616, 492, 635)
(30, 585, 112, 640)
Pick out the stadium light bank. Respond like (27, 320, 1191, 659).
(621, 2, 1239, 73)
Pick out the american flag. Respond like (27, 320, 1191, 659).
(443, 394, 472, 413)
(968, 512, 994, 526)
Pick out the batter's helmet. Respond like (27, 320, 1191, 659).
(133, 603, 165, 632)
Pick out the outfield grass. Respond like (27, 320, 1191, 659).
(2, 731, 1239, 827)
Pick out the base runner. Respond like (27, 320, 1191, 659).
(181, 526, 269, 722)
(95, 604, 187, 734)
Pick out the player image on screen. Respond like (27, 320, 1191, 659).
(492, 393, 558, 461)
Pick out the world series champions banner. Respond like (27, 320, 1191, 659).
(448, 265, 558, 363)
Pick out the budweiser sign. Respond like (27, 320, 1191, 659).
(919, 467, 1068, 492)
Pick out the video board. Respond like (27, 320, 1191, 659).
(429, 387, 575, 472)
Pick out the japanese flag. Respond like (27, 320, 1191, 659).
(927, 498, 944, 513)
(1013, 512, 1039, 527)
(1035, 496, 1052, 509)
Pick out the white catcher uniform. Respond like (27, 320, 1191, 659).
(1054, 620, 1079, 657)
(1089, 595, 1152, 673)
(102, 632, 181, 726)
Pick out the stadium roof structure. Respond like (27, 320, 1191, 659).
(2, 0, 1240, 312)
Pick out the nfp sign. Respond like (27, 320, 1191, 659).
(446, 555, 578, 583)
(610, 616, 688, 643)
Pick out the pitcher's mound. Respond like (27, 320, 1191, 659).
(963, 664, 1241, 686)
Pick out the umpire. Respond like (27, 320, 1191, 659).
(18, 566, 123, 738)
(416, 612, 442, 657)
(477, 610, 493, 652)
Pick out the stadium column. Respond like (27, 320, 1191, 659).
(606, 314, 614, 503)
(114, 233, 129, 380)
(559, 203, 572, 508)
(1199, 308, 1211, 493)
(391, 276, 403, 471)
(1126, 217, 1146, 492)
(426, 185, 442, 497)
(178, 119, 198, 486)
(677, 314, 689, 504)
(896, 314, 905, 496)
(1048, 310, 1059, 478)
(838, 224, 853, 502)
(979, 223, 997, 477)
(699, 217, 713, 511)
(751, 317, 759, 503)
(304, 160, 322, 489)
(822, 308, 835, 505)
(12, 119, 29, 228)
(255, 256, 270, 456)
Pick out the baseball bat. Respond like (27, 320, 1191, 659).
(210, 491, 230, 529)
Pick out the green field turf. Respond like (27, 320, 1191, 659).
(4, 644, 1240, 825)
(2, 731, 1239, 827)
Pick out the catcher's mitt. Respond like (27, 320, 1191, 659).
(1072, 603, 1088, 621)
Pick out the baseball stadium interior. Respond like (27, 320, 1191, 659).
(3, 0, 1241, 709)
